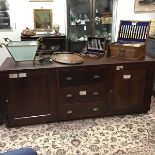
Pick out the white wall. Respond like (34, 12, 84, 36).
(0, 0, 155, 65)
(115, 0, 155, 40)
(0, 0, 66, 65)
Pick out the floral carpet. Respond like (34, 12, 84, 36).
(0, 97, 155, 155)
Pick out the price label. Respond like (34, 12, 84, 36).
(84, 26, 86, 30)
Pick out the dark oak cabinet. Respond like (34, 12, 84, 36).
(0, 68, 57, 127)
(0, 55, 155, 127)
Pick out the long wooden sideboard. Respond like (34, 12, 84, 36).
(0, 55, 155, 127)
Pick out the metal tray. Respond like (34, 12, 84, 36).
(51, 52, 84, 64)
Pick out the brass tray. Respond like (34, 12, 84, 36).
(51, 52, 84, 64)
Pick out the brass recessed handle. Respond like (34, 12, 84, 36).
(93, 92, 99, 95)
(119, 49, 125, 57)
(93, 75, 100, 79)
(67, 110, 73, 114)
(119, 48, 125, 52)
(66, 77, 72, 81)
(66, 94, 73, 98)
(93, 108, 99, 112)
(110, 89, 113, 93)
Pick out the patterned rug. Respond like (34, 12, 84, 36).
(0, 97, 155, 155)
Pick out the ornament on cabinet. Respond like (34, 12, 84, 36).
(101, 12, 112, 25)
(95, 9, 101, 25)
(70, 16, 77, 25)
(76, 13, 90, 25)
(21, 27, 36, 36)
(53, 24, 60, 36)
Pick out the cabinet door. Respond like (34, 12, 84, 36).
(67, 0, 92, 52)
(93, 0, 113, 39)
(0, 75, 4, 124)
(109, 65, 148, 114)
(3, 69, 57, 127)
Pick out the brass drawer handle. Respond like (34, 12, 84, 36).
(66, 94, 73, 98)
(93, 108, 99, 112)
(110, 89, 113, 93)
(119, 48, 125, 52)
(67, 110, 73, 114)
(123, 75, 131, 79)
(66, 77, 72, 81)
(93, 92, 99, 95)
(93, 75, 100, 79)
(119, 49, 125, 58)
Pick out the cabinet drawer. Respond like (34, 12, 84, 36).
(59, 85, 105, 104)
(58, 68, 105, 87)
(58, 101, 106, 121)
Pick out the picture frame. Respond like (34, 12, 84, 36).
(30, 0, 53, 2)
(33, 9, 52, 31)
(135, 0, 155, 12)
(0, 0, 11, 30)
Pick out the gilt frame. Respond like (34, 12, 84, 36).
(33, 9, 52, 31)
(135, 0, 155, 12)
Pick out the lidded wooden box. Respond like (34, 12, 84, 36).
(87, 36, 107, 53)
(107, 20, 150, 60)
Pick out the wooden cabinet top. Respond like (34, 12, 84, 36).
(0, 55, 155, 72)
(21, 34, 66, 41)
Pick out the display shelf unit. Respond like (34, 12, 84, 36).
(66, 0, 113, 52)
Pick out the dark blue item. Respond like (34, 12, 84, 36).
(117, 20, 150, 43)
(0, 148, 38, 155)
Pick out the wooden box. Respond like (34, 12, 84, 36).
(107, 20, 150, 60)
(87, 36, 107, 54)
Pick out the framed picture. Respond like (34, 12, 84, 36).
(135, 0, 155, 12)
(30, 0, 53, 2)
(33, 9, 52, 31)
(0, 0, 11, 30)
